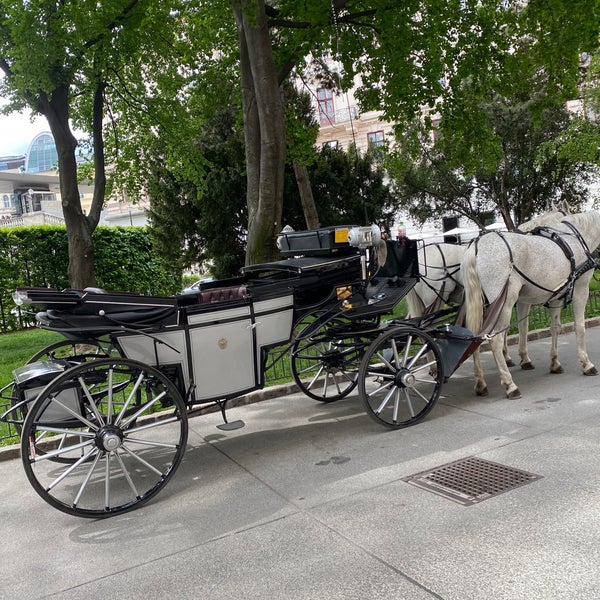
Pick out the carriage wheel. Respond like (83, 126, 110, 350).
(7, 338, 120, 448)
(358, 326, 443, 429)
(291, 313, 374, 402)
(20, 358, 188, 518)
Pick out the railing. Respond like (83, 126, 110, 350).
(319, 105, 359, 126)
(0, 212, 65, 228)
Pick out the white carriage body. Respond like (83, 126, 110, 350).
(116, 292, 295, 401)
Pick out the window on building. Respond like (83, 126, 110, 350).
(367, 130, 385, 149)
(318, 88, 335, 124)
(431, 118, 442, 143)
(3, 194, 10, 209)
(323, 140, 338, 150)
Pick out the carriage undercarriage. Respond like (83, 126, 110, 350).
(1, 225, 482, 518)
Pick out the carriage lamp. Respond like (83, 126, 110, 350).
(12, 290, 29, 306)
(348, 224, 381, 248)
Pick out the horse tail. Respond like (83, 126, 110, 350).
(462, 243, 484, 335)
(405, 287, 425, 319)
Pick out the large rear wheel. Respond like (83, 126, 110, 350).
(21, 358, 188, 518)
(291, 312, 376, 402)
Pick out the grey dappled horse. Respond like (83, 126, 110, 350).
(463, 210, 600, 398)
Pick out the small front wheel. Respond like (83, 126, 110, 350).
(358, 326, 443, 429)
(21, 358, 188, 518)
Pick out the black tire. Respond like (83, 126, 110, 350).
(358, 326, 443, 429)
(21, 358, 188, 518)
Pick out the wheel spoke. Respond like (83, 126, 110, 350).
(73, 452, 102, 507)
(114, 449, 140, 499)
(42, 394, 98, 431)
(121, 444, 165, 477)
(403, 388, 415, 418)
(46, 446, 99, 491)
(359, 327, 443, 429)
(30, 437, 95, 463)
(78, 376, 106, 427)
(21, 358, 188, 518)
(114, 372, 145, 426)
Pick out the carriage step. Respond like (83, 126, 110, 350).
(217, 419, 245, 431)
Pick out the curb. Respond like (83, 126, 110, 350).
(0, 383, 301, 463)
(2, 317, 599, 464)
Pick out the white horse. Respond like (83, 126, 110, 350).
(406, 243, 466, 317)
(463, 210, 600, 398)
(407, 204, 572, 367)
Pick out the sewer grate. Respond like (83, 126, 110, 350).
(402, 456, 542, 506)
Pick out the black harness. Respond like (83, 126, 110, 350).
(495, 221, 597, 307)
(418, 242, 464, 313)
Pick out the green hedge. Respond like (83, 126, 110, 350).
(0, 225, 181, 331)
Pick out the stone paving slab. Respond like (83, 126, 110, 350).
(1, 323, 600, 599)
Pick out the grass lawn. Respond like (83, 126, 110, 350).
(0, 328, 64, 388)
(0, 328, 65, 445)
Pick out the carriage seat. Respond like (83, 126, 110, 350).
(196, 285, 248, 304)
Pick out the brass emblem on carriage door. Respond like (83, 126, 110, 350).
(218, 337, 228, 350)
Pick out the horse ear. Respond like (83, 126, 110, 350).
(561, 199, 571, 214)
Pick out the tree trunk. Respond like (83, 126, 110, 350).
(293, 161, 320, 229)
(38, 85, 95, 288)
(232, 0, 286, 265)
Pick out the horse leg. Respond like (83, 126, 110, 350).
(490, 285, 523, 398)
(490, 328, 522, 398)
(502, 332, 515, 367)
(548, 305, 564, 373)
(516, 301, 534, 370)
(572, 281, 598, 376)
(472, 347, 488, 396)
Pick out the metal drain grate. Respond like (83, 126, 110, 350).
(402, 456, 542, 506)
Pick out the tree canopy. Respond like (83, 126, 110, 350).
(2, 0, 599, 283)
(0, 0, 180, 287)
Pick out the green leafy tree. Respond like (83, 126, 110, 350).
(0, 0, 178, 287)
(387, 97, 596, 229)
(13, 0, 590, 276)
(283, 146, 397, 233)
(145, 107, 248, 280)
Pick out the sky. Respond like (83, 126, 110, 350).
(0, 109, 50, 157)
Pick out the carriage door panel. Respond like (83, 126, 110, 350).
(188, 306, 256, 401)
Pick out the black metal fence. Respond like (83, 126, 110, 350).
(2, 291, 600, 447)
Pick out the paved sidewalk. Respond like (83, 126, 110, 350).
(2, 325, 600, 599)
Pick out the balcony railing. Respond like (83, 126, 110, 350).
(0, 212, 65, 228)
(319, 105, 359, 126)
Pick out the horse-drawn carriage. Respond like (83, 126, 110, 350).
(0, 224, 482, 518)
(6, 209, 597, 520)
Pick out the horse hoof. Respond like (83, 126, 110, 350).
(520, 362, 535, 371)
(584, 366, 598, 376)
(476, 387, 489, 397)
(507, 389, 522, 399)
(506, 359, 515, 368)
(550, 366, 564, 374)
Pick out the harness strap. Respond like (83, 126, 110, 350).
(504, 223, 597, 306)
(417, 243, 463, 314)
